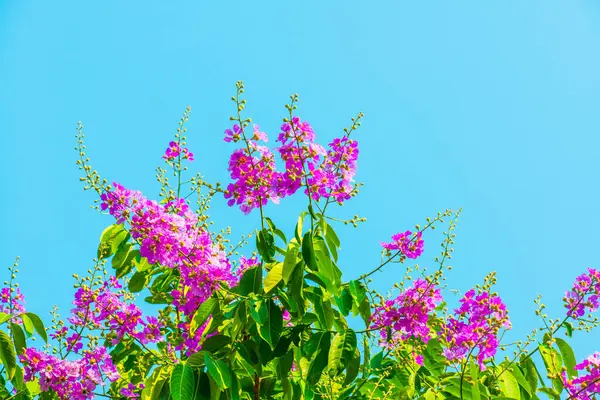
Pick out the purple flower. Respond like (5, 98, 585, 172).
(564, 268, 600, 318)
(370, 278, 442, 346)
(441, 289, 511, 370)
(381, 231, 424, 259)
(563, 352, 600, 400)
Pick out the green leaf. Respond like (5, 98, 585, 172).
(563, 322, 573, 338)
(25, 313, 47, 342)
(324, 223, 340, 248)
(302, 231, 317, 270)
(128, 270, 149, 293)
(204, 353, 232, 390)
(348, 280, 366, 304)
(0, 313, 10, 325)
(498, 368, 521, 399)
(423, 339, 446, 377)
(328, 329, 357, 374)
(306, 331, 331, 385)
(470, 361, 481, 400)
(540, 343, 564, 393)
(282, 245, 299, 285)
(97, 224, 126, 259)
(20, 314, 34, 337)
(238, 266, 262, 296)
(170, 363, 195, 400)
(335, 286, 353, 317)
(187, 351, 206, 368)
(256, 300, 283, 350)
(0, 330, 16, 379)
(112, 243, 132, 269)
(201, 335, 231, 353)
(191, 297, 218, 334)
(264, 262, 283, 293)
(509, 364, 532, 396)
(9, 323, 25, 356)
(555, 338, 577, 379)
(520, 356, 539, 393)
(344, 349, 360, 385)
(256, 229, 276, 262)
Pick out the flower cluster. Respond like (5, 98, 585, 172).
(370, 278, 442, 352)
(20, 347, 120, 399)
(100, 180, 244, 354)
(224, 130, 281, 214)
(381, 231, 424, 259)
(563, 352, 600, 400)
(441, 289, 511, 370)
(223, 116, 360, 213)
(163, 140, 194, 162)
(69, 278, 163, 346)
(564, 268, 600, 318)
(0, 287, 26, 315)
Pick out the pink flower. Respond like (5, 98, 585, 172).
(563, 352, 600, 400)
(564, 268, 600, 318)
(381, 231, 424, 259)
(370, 278, 442, 347)
(441, 289, 511, 370)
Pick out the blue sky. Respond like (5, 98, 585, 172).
(1, 0, 599, 360)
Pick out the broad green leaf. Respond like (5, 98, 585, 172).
(98, 224, 126, 259)
(282, 245, 299, 284)
(128, 270, 149, 293)
(238, 266, 262, 296)
(112, 243, 132, 269)
(256, 300, 283, 349)
(187, 351, 206, 367)
(498, 368, 521, 399)
(520, 356, 539, 393)
(348, 280, 366, 304)
(555, 338, 577, 379)
(25, 313, 47, 343)
(423, 339, 446, 377)
(344, 349, 360, 385)
(302, 231, 317, 270)
(328, 329, 357, 374)
(250, 300, 268, 324)
(509, 364, 532, 396)
(0, 313, 9, 325)
(324, 223, 340, 248)
(0, 330, 16, 379)
(201, 335, 231, 353)
(540, 343, 564, 393)
(335, 286, 353, 317)
(306, 331, 331, 385)
(9, 323, 25, 356)
(264, 262, 283, 293)
(204, 353, 231, 390)
(20, 314, 34, 337)
(191, 297, 218, 334)
(170, 363, 195, 400)
(256, 229, 276, 262)
(470, 361, 481, 400)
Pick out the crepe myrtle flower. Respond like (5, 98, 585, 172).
(381, 231, 424, 259)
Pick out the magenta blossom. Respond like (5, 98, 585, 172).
(563, 352, 600, 400)
(381, 231, 424, 259)
(370, 278, 442, 346)
(441, 289, 511, 370)
(163, 141, 194, 162)
(564, 268, 600, 318)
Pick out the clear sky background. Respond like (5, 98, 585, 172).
(1, 1, 599, 361)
